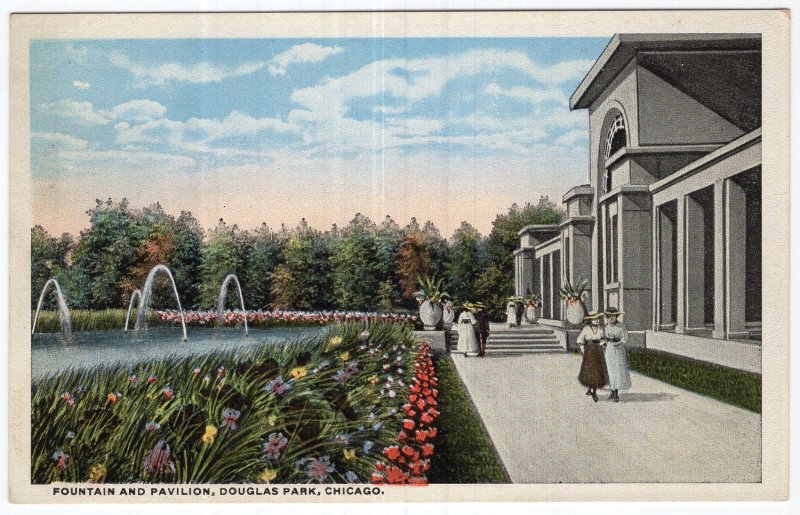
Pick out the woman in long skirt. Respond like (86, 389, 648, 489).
(577, 311, 608, 402)
(505, 301, 517, 328)
(603, 307, 631, 402)
(457, 303, 480, 357)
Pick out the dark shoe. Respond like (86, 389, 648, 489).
(614, 395, 620, 402)
(608, 392, 615, 400)
(586, 388, 592, 396)
(592, 393, 598, 402)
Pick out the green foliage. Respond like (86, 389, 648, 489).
(31, 226, 73, 309)
(32, 309, 162, 333)
(330, 214, 383, 310)
(31, 322, 417, 484)
(241, 224, 283, 310)
(443, 222, 486, 306)
(414, 274, 450, 304)
(170, 211, 205, 309)
(628, 349, 761, 413)
(427, 356, 509, 483)
(396, 218, 447, 307)
(197, 220, 246, 309)
(270, 220, 333, 310)
(560, 276, 588, 301)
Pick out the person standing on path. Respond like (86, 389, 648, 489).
(602, 307, 631, 402)
(515, 300, 524, 326)
(506, 300, 517, 328)
(457, 303, 480, 357)
(577, 311, 609, 402)
(474, 303, 490, 357)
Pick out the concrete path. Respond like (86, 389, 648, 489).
(450, 351, 761, 483)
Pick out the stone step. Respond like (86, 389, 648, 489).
(483, 347, 565, 354)
(489, 333, 557, 341)
(492, 328, 555, 334)
(488, 341, 561, 347)
(486, 338, 561, 347)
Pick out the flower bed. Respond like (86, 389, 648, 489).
(371, 342, 439, 485)
(157, 309, 417, 329)
(31, 322, 434, 484)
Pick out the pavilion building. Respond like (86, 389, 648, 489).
(513, 33, 762, 373)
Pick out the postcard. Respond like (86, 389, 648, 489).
(8, 10, 790, 503)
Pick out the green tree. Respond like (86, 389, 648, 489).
(69, 199, 148, 309)
(396, 218, 448, 308)
(170, 211, 204, 309)
(443, 222, 485, 305)
(197, 219, 246, 308)
(31, 226, 73, 309)
(241, 223, 283, 309)
(478, 198, 564, 317)
(270, 219, 333, 310)
(331, 214, 382, 310)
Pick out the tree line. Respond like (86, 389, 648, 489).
(32, 198, 562, 318)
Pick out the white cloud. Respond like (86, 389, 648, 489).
(32, 131, 88, 150)
(39, 100, 109, 126)
(110, 51, 265, 86)
(290, 49, 592, 118)
(72, 80, 90, 90)
(554, 129, 588, 146)
(269, 43, 344, 76)
(485, 83, 568, 106)
(40, 98, 169, 126)
(63, 43, 89, 64)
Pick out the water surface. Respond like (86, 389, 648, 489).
(31, 327, 323, 379)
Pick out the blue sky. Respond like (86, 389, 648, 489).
(30, 37, 609, 236)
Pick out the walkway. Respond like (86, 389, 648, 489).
(450, 350, 761, 483)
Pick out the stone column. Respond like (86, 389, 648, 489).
(685, 195, 706, 331)
(652, 204, 660, 331)
(713, 180, 726, 339)
(725, 179, 749, 339)
(675, 195, 686, 334)
(658, 205, 675, 327)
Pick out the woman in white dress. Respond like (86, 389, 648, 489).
(457, 303, 480, 357)
(602, 307, 631, 402)
(506, 301, 517, 328)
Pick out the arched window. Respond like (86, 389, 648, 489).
(603, 113, 627, 193)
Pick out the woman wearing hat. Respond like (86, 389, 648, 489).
(506, 300, 517, 328)
(576, 311, 609, 402)
(603, 307, 631, 402)
(457, 303, 480, 357)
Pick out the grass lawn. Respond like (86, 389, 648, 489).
(427, 356, 509, 483)
(628, 349, 761, 413)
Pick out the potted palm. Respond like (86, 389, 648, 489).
(523, 291, 541, 324)
(560, 277, 588, 325)
(414, 275, 450, 330)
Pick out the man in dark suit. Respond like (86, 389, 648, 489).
(515, 301, 524, 326)
(474, 302, 491, 357)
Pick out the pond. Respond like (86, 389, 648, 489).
(31, 326, 324, 379)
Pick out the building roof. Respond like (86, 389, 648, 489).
(517, 224, 560, 237)
(562, 184, 593, 203)
(569, 33, 762, 110)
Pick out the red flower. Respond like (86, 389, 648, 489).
(422, 443, 434, 457)
(401, 445, 415, 457)
(415, 430, 428, 443)
(398, 432, 408, 443)
(386, 465, 409, 484)
(420, 413, 433, 425)
(416, 399, 426, 410)
(383, 446, 401, 461)
(427, 427, 438, 439)
(402, 419, 415, 431)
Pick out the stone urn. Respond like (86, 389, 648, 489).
(419, 299, 443, 330)
(524, 304, 540, 324)
(565, 300, 586, 326)
(441, 301, 455, 327)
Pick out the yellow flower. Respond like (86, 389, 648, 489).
(327, 336, 343, 350)
(201, 425, 218, 445)
(343, 448, 356, 461)
(367, 375, 379, 385)
(88, 464, 107, 483)
(267, 414, 278, 426)
(339, 351, 350, 362)
(289, 366, 307, 380)
(259, 469, 278, 483)
(107, 392, 118, 404)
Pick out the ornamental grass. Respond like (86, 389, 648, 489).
(31, 322, 428, 484)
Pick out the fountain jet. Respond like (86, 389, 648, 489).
(134, 264, 188, 342)
(124, 289, 142, 333)
(31, 278, 72, 338)
(217, 274, 248, 336)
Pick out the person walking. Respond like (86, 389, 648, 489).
(505, 300, 517, 328)
(474, 303, 491, 357)
(576, 311, 608, 402)
(515, 300, 524, 326)
(602, 307, 631, 402)
(456, 303, 480, 357)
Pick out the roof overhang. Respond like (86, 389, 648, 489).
(569, 33, 761, 110)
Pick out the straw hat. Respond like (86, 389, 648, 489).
(604, 306, 624, 317)
(583, 311, 603, 322)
